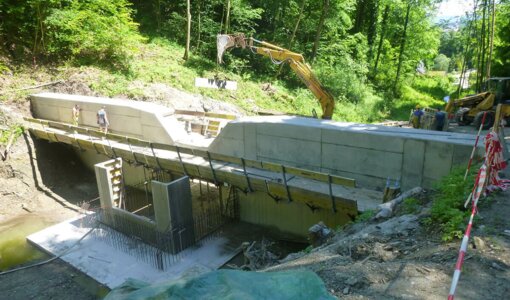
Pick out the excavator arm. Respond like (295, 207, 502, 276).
(217, 34, 335, 119)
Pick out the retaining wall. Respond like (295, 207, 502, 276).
(209, 116, 484, 190)
(30, 93, 187, 145)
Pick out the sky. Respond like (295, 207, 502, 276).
(436, 0, 475, 19)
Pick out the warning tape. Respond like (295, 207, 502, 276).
(447, 164, 486, 300)
(448, 129, 509, 299)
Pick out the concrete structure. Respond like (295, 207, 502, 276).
(93, 158, 195, 253)
(152, 177, 195, 251)
(209, 116, 484, 190)
(28, 93, 487, 236)
(27, 218, 243, 289)
(31, 93, 211, 148)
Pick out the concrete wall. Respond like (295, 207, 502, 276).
(239, 191, 354, 236)
(31, 93, 188, 145)
(210, 116, 484, 190)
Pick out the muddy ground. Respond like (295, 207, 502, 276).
(1, 72, 509, 299)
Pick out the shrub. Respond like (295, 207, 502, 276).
(424, 166, 478, 241)
(45, 0, 144, 69)
(402, 197, 420, 214)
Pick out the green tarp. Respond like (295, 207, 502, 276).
(105, 269, 335, 300)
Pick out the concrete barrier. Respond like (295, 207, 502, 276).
(30, 93, 188, 145)
(209, 116, 484, 190)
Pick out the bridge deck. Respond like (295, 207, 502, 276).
(25, 118, 382, 213)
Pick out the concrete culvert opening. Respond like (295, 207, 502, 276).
(31, 138, 99, 207)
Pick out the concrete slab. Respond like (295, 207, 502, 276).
(27, 216, 242, 289)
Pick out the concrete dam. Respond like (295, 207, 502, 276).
(24, 92, 485, 288)
(28, 92, 483, 236)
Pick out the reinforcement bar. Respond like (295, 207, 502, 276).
(24, 117, 362, 212)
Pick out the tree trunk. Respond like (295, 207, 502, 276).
(311, 0, 329, 62)
(479, 0, 488, 85)
(156, 0, 161, 33)
(486, 0, 496, 79)
(196, 0, 202, 50)
(225, 0, 231, 34)
(183, 0, 191, 60)
(456, 5, 477, 99)
(372, 5, 389, 77)
(288, 0, 306, 50)
(394, 1, 411, 94)
(276, 0, 306, 77)
(353, 0, 366, 33)
(367, 0, 379, 61)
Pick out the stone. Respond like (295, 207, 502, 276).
(346, 276, 358, 286)
(491, 262, 505, 271)
(373, 242, 397, 262)
(472, 236, 486, 250)
(343, 287, 350, 295)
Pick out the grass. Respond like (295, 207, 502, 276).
(1, 38, 458, 124)
(423, 165, 479, 242)
(402, 197, 420, 214)
(0, 124, 24, 146)
(390, 73, 456, 120)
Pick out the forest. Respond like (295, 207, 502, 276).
(0, 0, 509, 122)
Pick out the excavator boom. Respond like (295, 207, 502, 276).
(217, 34, 335, 119)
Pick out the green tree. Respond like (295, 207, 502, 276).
(433, 54, 450, 71)
(45, 0, 143, 68)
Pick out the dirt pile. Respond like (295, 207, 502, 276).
(265, 190, 510, 299)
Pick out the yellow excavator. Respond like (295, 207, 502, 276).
(216, 33, 335, 119)
(447, 77, 510, 129)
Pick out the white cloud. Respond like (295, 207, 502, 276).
(436, 0, 474, 19)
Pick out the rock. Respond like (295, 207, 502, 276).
(308, 221, 333, 247)
(373, 242, 397, 262)
(343, 287, 350, 295)
(346, 276, 358, 286)
(472, 236, 486, 250)
(491, 262, 506, 271)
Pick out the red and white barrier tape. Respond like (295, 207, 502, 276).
(447, 164, 486, 300)
(448, 129, 509, 299)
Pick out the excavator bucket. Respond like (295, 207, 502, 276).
(216, 33, 247, 64)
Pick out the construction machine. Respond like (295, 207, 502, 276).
(216, 33, 335, 119)
(447, 77, 510, 129)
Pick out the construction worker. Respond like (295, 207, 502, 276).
(72, 104, 81, 126)
(411, 105, 424, 129)
(435, 107, 446, 131)
(97, 106, 110, 134)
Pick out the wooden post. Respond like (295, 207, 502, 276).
(493, 104, 502, 134)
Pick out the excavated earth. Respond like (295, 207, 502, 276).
(1, 70, 510, 299)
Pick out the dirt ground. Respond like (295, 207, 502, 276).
(0, 104, 107, 298)
(265, 183, 510, 299)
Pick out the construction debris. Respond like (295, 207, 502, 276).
(374, 187, 423, 219)
(238, 239, 279, 270)
(308, 221, 333, 247)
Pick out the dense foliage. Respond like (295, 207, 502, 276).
(424, 166, 478, 241)
(0, 0, 142, 68)
(0, 0, 508, 120)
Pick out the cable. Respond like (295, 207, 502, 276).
(0, 226, 96, 276)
